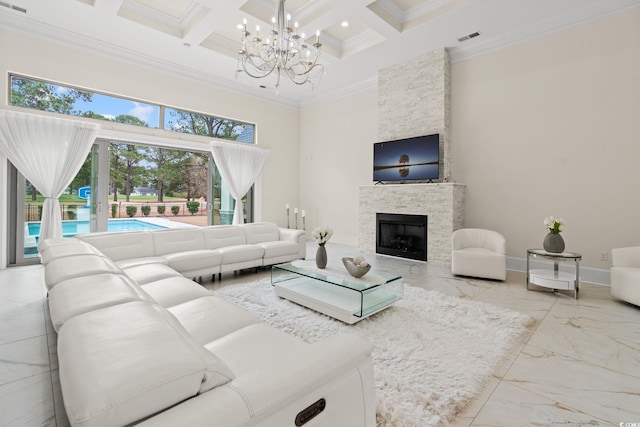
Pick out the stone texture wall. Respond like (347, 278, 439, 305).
(377, 48, 451, 181)
(359, 183, 465, 262)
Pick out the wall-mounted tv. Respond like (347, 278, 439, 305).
(373, 134, 439, 183)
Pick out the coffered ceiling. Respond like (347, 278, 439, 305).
(1, 0, 639, 107)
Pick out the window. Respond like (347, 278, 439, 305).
(7, 75, 257, 265)
(9, 74, 255, 143)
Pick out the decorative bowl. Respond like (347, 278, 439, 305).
(342, 257, 371, 278)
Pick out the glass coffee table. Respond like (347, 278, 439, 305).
(271, 260, 404, 324)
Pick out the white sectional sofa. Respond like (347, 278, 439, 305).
(38, 223, 376, 427)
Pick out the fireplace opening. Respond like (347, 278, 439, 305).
(376, 213, 427, 261)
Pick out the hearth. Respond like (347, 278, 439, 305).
(376, 213, 427, 261)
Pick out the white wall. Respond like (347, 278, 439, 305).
(299, 88, 378, 245)
(450, 8, 640, 268)
(299, 8, 640, 270)
(0, 28, 301, 267)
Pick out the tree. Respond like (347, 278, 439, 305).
(145, 147, 190, 202)
(111, 116, 149, 201)
(10, 77, 92, 115)
(185, 153, 208, 200)
(166, 110, 241, 140)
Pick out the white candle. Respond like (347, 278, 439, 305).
(301, 210, 306, 218)
(286, 203, 290, 209)
(294, 208, 298, 214)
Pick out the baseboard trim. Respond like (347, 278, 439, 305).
(507, 256, 610, 286)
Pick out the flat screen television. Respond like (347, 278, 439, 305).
(373, 134, 439, 183)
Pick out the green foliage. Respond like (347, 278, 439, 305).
(10, 76, 92, 114)
(156, 205, 166, 215)
(141, 205, 151, 216)
(38, 205, 43, 220)
(165, 109, 243, 140)
(171, 205, 180, 216)
(111, 203, 117, 218)
(125, 206, 137, 218)
(66, 210, 76, 220)
(186, 201, 200, 215)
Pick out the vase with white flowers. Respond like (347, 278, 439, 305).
(312, 226, 333, 269)
(543, 216, 565, 253)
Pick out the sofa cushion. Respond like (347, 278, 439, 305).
(152, 228, 206, 255)
(122, 263, 182, 285)
(168, 296, 261, 345)
(44, 254, 122, 290)
(37, 237, 83, 253)
(258, 241, 300, 259)
(241, 222, 280, 244)
(204, 323, 305, 376)
(39, 240, 104, 265)
(216, 245, 264, 264)
(76, 231, 155, 262)
(202, 226, 247, 249)
(162, 250, 222, 275)
(48, 273, 150, 331)
(115, 257, 168, 269)
(141, 277, 212, 307)
(58, 301, 235, 427)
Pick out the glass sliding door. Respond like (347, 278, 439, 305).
(7, 146, 97, 266)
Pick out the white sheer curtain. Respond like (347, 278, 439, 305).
(0, 110, 99, 241)
(210, 141, 270, 224)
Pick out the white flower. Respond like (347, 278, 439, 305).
(544, 216, 565, 234)
(312, 226, 333, 245)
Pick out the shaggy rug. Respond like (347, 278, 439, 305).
(216, 279, 533, 427)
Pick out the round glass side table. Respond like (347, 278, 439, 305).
(526, 249, 581, 299)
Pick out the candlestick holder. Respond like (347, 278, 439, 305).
(286, 208, 290, 229)
(295, 213, 298, 229)
(302, 217, 306, 231)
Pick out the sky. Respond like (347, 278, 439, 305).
(72, 92, 160, 128)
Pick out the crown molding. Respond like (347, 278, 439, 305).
(0, 10, 303, 109)
(450, 0, 640, 63)
(299, 76, 377, 110)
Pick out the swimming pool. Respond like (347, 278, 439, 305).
(27, 219, 167, 237)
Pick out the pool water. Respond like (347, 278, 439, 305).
(27, 219, 167, 237)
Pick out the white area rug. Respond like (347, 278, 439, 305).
(217, 279, 533, 427)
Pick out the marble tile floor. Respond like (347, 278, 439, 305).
(1, 242, 639, 426)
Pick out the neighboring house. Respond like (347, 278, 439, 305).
(132, 187, 157, 196)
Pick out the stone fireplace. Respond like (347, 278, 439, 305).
(359, 183, 465, 262)
(359, 48, 465, 262)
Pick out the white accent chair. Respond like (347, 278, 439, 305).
(610, 246, 640, 306)
(451, 228, 507, 280)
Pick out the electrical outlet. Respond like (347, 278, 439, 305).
(600, 251, 609, 261)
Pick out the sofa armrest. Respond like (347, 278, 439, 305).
(611, 246, 640, 268)
(137, 334, 375, 427)
(279, 228, 307, 259)
(279, 227, 305, 242)
(231, 333, 374, 417)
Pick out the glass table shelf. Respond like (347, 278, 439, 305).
(272, 260, 404, 324)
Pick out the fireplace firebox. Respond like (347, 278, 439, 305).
(376, 213, 427, 261)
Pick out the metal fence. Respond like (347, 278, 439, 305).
(23, 201, 209, 222)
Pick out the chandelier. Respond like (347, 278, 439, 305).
(236, 0, 324, 93)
